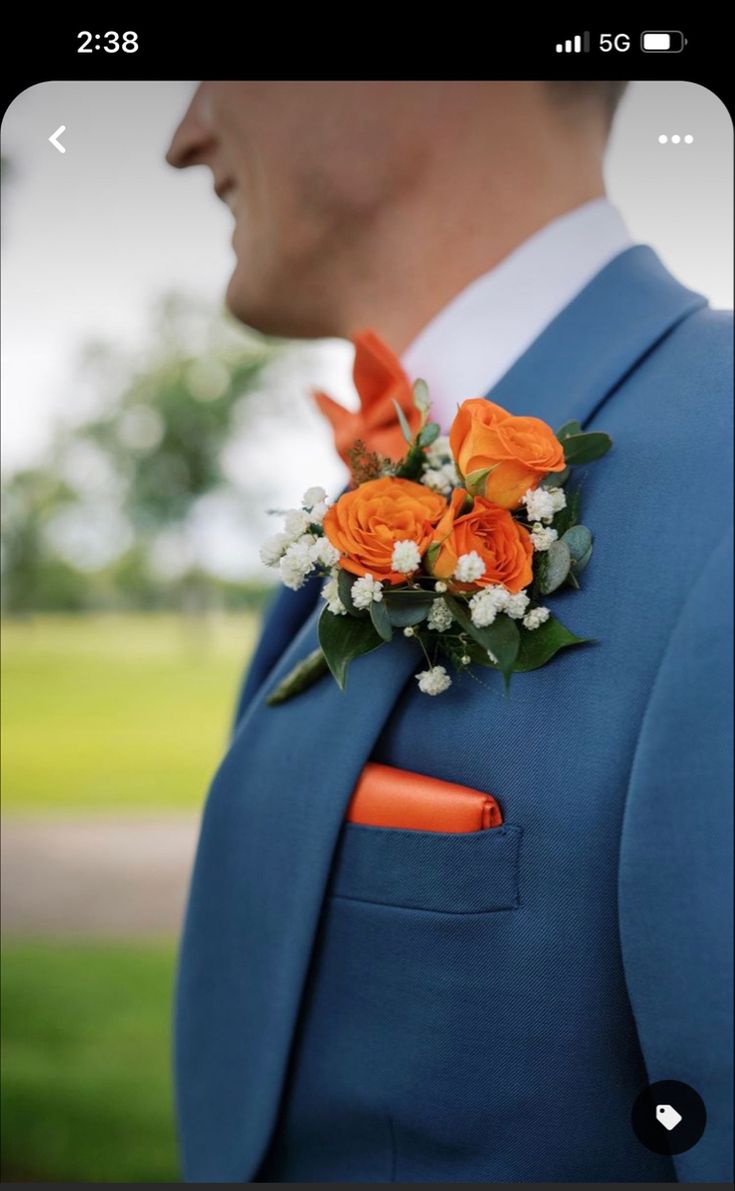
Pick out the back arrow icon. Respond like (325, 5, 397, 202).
(49, 126, 66, 154)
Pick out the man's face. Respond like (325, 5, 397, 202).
(165, 82, 447, 338)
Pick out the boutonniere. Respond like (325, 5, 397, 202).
(261, 343, 611, 705)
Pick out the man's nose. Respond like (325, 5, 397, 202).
(165, 84, 215, 169)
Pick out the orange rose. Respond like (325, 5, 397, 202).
(323, 476, 446, 585)
(430, 492, 533, 593)
(449, 398, 565, 509)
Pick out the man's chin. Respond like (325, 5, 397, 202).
(224, 276, 332, 340)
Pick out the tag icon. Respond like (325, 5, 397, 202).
(656, 1104, 682, 1131)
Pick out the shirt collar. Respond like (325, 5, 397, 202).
(400, 196, 633, 430)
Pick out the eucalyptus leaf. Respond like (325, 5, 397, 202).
(540, 467, 570, 489)
(418, 421, 440, 447)
(575, 542, 593, 574)
(562, 525, 592, 563)
(318, 608, 383, 690)
(514, 615, 591, 672)
(266, 648, 330, 705)
(392, 398, 414, 445)
(412, 378, 430, 410)
(563, 432, 612, 466)
(556, 420, 582, 443)
(538, 539, 572, 594)
(369, 598, 393, 641)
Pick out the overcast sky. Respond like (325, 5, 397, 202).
(2, 80, 732, 576)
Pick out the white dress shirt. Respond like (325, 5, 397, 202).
(401, 197, 633, 431)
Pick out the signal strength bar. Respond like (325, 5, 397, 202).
(556, 32, 590, 53)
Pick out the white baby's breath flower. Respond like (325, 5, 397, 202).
(421, 467, 453, 495)
(283, 508, 311, 540)
(434, 580, 448, 593)
(259, 532, 291, 568)
(391, 540, 422, 574)
(425, 434, 451, 467)
(308, 500, 329, 524)
(468, 584, 509, 627)
(522, 487, 555, 524)
(309, 536, 341, 568)
(351, 573, 383, 609)
(321, 574, 347, 615)
(278, 534, 317, 590)
(523, 605, 550, 630)
(453, 551, 485, 583)
(441, 460, 460, 487)
(547, 487, 567, 514)
(487, 649, 498, 665)
(302, 486, 327, 509)
(530, 524, 558, 552)
(427, 598, 454, 632)
(416, 665, 452, 695)
(403, 626, 415, 637)
(505, 591, 530, 619)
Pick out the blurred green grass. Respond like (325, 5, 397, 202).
(1, 940, 180, 1183)
(1, 613, 259, 813)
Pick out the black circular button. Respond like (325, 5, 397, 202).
(631, 1080, 706, 1155)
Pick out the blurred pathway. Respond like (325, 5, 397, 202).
(1, 815, 200, 936)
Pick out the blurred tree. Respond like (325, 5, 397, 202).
(1, 469, 88, 613)
(2, 294, 281, 614)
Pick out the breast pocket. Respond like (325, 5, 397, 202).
(327, 821, 523, 914)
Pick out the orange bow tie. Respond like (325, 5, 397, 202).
(313, 329, 422, 465)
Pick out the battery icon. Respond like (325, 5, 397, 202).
(641, 31, 686, 52)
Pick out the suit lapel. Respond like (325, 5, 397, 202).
(176, 243, 708, 1181)
(488, 244, 705, 427)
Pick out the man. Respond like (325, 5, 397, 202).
(166, 82, 732, 1182)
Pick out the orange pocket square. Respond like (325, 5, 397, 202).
(345, 762, 503, 833)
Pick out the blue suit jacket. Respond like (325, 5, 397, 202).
(174, 246, 733, 1182)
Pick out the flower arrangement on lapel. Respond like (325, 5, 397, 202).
(262, 338, 611, 705)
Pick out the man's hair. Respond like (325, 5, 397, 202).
(545, 81, 630, 131)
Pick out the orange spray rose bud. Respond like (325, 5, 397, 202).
(449, 398, 565, 509)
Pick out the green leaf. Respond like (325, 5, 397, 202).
(538, 539, 572, 594)
(394, 443, 425, 481)
(412, 378, 430, 411)
(552, 487, 581, 537)
(384, 591, 434, 627)
(369, 598, 393, 641)
(514, 615, 591, 672)
(266, 648, 330, 705)
(540, 467, 570, 489)
(575, 542, 593, 574)
(444, 597, 520, 679)
(556, 420, 582, 443)
(563, 432, 612, 466)
(418, 421, 440, 447)
(562, 524, 590, 578)
(464, 466, 492, 496)
(392, 398, 414, 445)
(562, 528, 590, 564)
(337, 567, 365, 616)
(318, 608, 383, 690)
